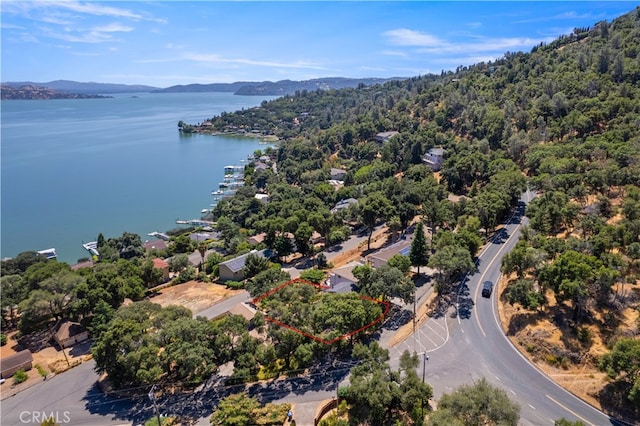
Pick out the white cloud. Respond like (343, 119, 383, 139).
(182, 53, 327, 70)
(92, 23, 134, 33)
(381, 50, 409, 58)
(16, 1, 166, 23)
(383, 28, 444, 47)
(383, 28, 553, 56)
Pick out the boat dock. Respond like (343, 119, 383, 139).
(82, 241, 99, 257)
(148, 231, 170, 241)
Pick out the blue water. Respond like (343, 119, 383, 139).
(1, 92, 276, 263)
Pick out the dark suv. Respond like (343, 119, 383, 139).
(481, 281, 493, 298)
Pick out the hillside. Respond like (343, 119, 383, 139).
(196, 7, 640, 421)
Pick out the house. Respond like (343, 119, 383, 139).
(422, 147, 446, 172)
(152, 258, 170, 282)
(374, 131, 399, 143)
(331, 198, 358, 214)
(1, 349, 33, 378)
(248, 232, 267, 246)
(53, 320, 89, 349)
(143, 239, 168, 252)
(218, 249, 268, 282)
(253, 162, 270, 172)
(367, 239, 412, 269)
(328, 262, 363, 293)
(330, 168, 347, 181)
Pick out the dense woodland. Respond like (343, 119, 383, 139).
(2, 7, 640, 425)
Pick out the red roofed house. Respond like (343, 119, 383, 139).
(152, 258, 171, 283)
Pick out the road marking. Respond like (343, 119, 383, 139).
(495, 376, 501, 381)
(510, 389, 516, 395)
(546, 395, 596, 426)
(528, 404, 536, 410)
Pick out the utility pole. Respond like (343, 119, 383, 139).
(421, 354, 429, 420)
(148, 385, 162, 426)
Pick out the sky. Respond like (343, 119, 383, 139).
(1, 1, 637, 88)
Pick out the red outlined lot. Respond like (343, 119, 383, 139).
(251, 278, 390, 345)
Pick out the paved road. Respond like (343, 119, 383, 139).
(414, 190, 620, 426)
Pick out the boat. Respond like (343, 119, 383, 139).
(201, 209, 209, 214)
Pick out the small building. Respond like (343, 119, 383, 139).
(374, 131, 399, 143)
(1, 349, 33, 378)
(367, 239, 412, 269)
(330, 168, 347, 181)
(331, 198, 358, 214)
(255, 193, 269, 203)
(53, 320, 89, 349)
(218, 249, 268, 282)
(422, 147, 446, 172)
(152, 258, 170, 282)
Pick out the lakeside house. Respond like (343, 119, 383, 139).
(152, 258, 170, 283)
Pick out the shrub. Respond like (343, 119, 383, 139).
(0, 333, 7, 346)
(13, 369, 28, 384)
(226, 280, 245, 289)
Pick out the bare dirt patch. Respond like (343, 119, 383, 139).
(149, 280, 242, 314)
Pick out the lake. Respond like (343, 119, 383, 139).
(1, 92, 276, 263)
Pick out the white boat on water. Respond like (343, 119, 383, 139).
(201, 209, 209, 214)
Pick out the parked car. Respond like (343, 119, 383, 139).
(481, 281, 494, 298)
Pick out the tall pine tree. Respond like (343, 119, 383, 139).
(410, 222, 429, 276)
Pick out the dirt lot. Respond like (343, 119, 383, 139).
(149, 280, 242, 314)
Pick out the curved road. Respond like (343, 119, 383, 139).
(420, 190, 620, 426)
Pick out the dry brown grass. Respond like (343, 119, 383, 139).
(149, 280, 241, 313)
(498, 274, 640, 420)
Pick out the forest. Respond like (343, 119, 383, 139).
(2, 7, 640, 425)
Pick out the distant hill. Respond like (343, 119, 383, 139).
(152, 81, 267, 93)
(1, 85, 112, 100)
(1, 80, 159, 94)
(158, 77, 406, 96)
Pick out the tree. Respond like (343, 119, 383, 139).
(168, 254, 189, 273)
(18, 271, 85, 331)
(388, 254, 412, 275)
(599, 338, 640, 404)
(360, 192, 393, 250)
(428, 378, 520, 426)
(410, 222, 430, 276)
(243, 253, 270, 279)
(294, 221, 314, 257)
(299, 268, 326, 284)
(209, 392, 291, 426)
(428, 245, 474, 295)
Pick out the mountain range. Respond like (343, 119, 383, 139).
(1, 77, 406, 97)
